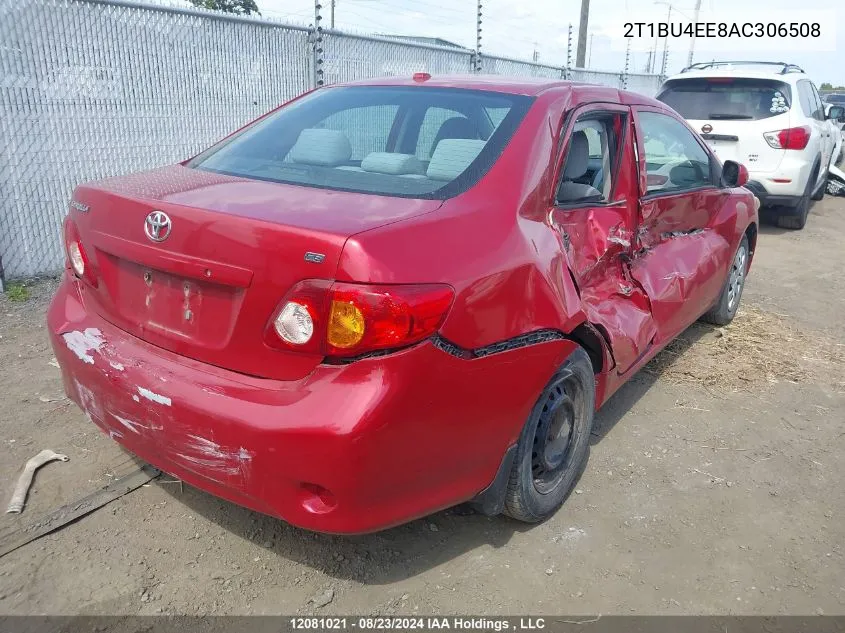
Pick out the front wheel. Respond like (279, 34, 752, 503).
(504, 346, 595, 523)
(700, 235, 749, 326)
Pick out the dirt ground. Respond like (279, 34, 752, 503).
(1, 195, 844, 617)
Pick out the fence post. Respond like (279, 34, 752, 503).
(475, 0, 483, 72)
(621, 38, 630, 89)
(310, 0, 324, 88)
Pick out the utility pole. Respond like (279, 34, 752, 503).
(687, 0, 702, 66)
(475, 0, 483, 72)
(575, 0, 589, 68)
(660, 4, 671, 76)
(330, 0, 335, 29)
(649, 26, 660, 72)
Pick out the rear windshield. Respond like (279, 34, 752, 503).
(826, 94, 845, 105)
(189, 86, 533, 200)
(657, 78, 792, 121)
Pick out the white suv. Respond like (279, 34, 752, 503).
(657, 61, 837, 229)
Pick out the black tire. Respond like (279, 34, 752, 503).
(504, 346, 595, 523)
(811, 168, 827, 201)
(776, 164, 817, 229)
(700, 235, 750, 326)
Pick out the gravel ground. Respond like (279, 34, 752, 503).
(1, 195, 843, 616)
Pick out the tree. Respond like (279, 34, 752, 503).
(189, 0, 260, 15)
(821, 82, 833, 90)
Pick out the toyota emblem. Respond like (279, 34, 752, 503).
(701, 124, 713, 134)
(144, 210, 172, 242)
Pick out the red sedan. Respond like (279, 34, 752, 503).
(48, 75, 758, 533)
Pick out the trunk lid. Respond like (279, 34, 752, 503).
(72, 165, 443, 380)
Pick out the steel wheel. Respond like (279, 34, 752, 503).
(529, 368, 587, 494)
(700, 234, 750, 326)
(726, 242, 748, 312)
(505, 346, 596, 523)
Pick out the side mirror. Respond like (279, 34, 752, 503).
(828, 105, 845, 122)
(721, 160, 748, 188)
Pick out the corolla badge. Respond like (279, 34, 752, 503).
(144, 210, 172, 242)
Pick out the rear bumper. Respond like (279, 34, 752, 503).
(745, 156, 816, 207)
(744, 180, 803, 209)
(48, 275, 571, 533)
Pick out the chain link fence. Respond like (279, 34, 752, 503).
(0, 0, 663, 279)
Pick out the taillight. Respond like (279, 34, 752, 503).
(326, 283, 454, 357)
(265, 281, 454, 359)
(63, 216, 97, 287)
(763, 126, 810, 150)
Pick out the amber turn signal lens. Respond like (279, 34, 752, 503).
(327, 300, 366, 348)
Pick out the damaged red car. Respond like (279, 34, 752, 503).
(48, 76, 758, 533)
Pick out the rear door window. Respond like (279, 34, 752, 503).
(556, 112, 624, 204)
(657, 78, 792, 120)
(797, 80, 817, 118)
(808, 82, 826, 121)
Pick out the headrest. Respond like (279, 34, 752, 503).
(426, 139, 487, 182)
(430, 116, 479, 156)
(563, 130, 590, 180)
(289, 128, 352, 167)
(360, 152, 425, 175)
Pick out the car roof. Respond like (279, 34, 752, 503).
(333, 74, 666, 106)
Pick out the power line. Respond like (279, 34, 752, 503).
(391, 0, 472, 16)
(340, 5, 464, 30)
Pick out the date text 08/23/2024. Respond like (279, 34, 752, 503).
(289, 617, 547, 630)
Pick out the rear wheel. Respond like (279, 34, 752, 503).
(700, 235, 749, 326)
(777, 165, 817, 229)
(812, 166, 827, 201)
(504, 347, 595, 523)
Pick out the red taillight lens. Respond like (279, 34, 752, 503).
(763, 126, 810, 150)
(326, 283, 454, 357)
(63, 216, 97, 287)
(265, 281, 454, 359)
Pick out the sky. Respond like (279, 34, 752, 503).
(248, 0, 843, 85)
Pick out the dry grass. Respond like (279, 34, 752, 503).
(645, 306, 845, 391)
